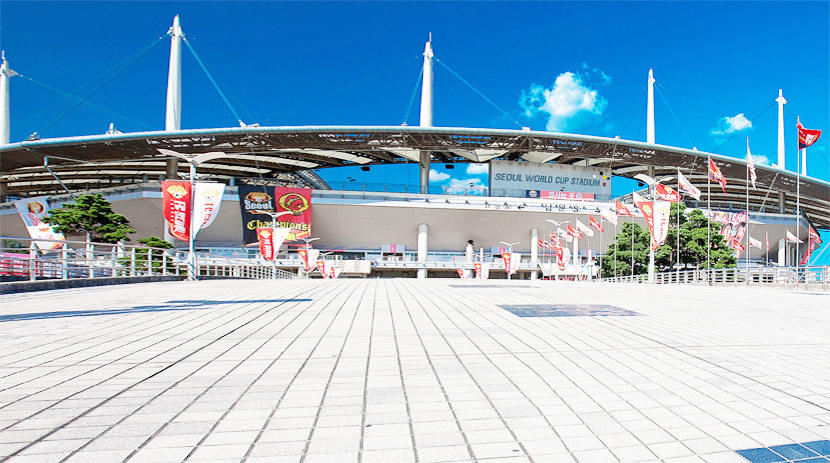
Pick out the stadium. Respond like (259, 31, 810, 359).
(1, 15, 827, 280)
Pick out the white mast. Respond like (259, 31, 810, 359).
(165, 15, 183, 132)
(647, 69, 655, 144)
(419, 34, 434, 128)
(1, 51, 16, 146)
(776, 89, 786, 169)
(418, 34, 434, 194)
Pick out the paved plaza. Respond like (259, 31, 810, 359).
(0, 279, 828, 463)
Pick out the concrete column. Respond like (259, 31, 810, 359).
(778, 238, 786, 266)
(417, 223, 428, 279)
(778, 191, 785, 213)
(0, 180, 8, 203)
(530, 228, 539, 280)
(572, 235, 579, 267)
(419, 151, 430, 194)
(465, 242, 474, 279)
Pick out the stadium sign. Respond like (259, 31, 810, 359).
(489, 161, 611, 197)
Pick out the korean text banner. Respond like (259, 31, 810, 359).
(162, 181, 192, 241)
(275, 187, 312, 242)
(238, 185, 276, 246)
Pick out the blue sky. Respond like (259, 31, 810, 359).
(2, 1, 829, 261)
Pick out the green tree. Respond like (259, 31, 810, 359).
(43, 194, 136, 243)
(602, 204, 735, 277)
(118, 237, 175, 274)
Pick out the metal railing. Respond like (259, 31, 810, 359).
(598, 266, 830, 288)
(0, 237, 296, 282)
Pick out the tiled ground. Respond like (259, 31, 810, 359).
(0, 279, 828, 463)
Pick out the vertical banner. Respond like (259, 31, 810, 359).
(474, 262, 490, 279)
(238, 185, 276, 246)
(162, 181, 192, 241)
(257, 228, 275, 261)
(639, 201, 671, 251)
(14, 197, 65, 250)
(316, 260, 329, 278)
(558, 247, 570, 270)
(298, 249, 320, 272)
(275, 187, 312, 242)
(193, 182, 225, 237)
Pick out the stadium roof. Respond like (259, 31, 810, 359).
(1, 126, 828, 228)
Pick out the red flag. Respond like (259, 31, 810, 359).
(708, 158, 727, 194)
(567, 224, 583, 239)
(797, 121, 822, 149)
(257, 228, 275, 261)
(162, 181, 192, 241)
(615, 200, 633, 216)
(538, 238, 551, 250)
(589, 215, 604, 233)
(654, 184, 680, 203)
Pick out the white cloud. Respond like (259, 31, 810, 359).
(444, 177, 487, 196)
(519, 71, 608, 132)
(750, 154, 769, 166)
(466, 163, 489, 175)
(429, 169, 450, 182)
(711, 113, 752, 135)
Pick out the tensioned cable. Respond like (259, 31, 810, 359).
(618, 86, 646, 139)
(37, 36, 166, 136)
(436, 59, 520, 126)
(402, 68, 423, 125)
(711, 101, 774, 154)
(183, 37, 244, 126)
(655, 85, 696, 149)
(16, 75, 154, 131)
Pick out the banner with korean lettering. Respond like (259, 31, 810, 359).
(238, 185, 276, 246)
(193, 182, 225, 237)
(275, 187, 312, 242)
(14, 196, 65, 250)
(257, 228, 276, 261)
(162, 181, 192, 241)
(639, 200, 671, 251)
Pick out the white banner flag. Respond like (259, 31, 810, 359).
(193, 182, 226, 237)
(14, 196, 65, 250)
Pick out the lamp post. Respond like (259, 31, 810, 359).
(546, 219, 568, 281)
(633, 173, 674, 283)
(158, 149, 227, 281)
(499, 241, 520, 280)
(300, 237, 320, 278)
(254, 210, 293, 279)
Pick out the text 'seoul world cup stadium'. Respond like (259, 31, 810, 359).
(1, 16, 828, 282)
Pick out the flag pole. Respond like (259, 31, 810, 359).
(707, 155, 711, 285)
(796, 118, 801, 288)
(614, 221, 618, 277)
(746, 137, 750, 286)
(677, 170, 681, 282)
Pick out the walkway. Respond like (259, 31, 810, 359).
(0, 279, 828, 463)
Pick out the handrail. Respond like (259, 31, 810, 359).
(595, 266, 830, 287)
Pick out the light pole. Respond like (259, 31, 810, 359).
(254, 210, 293, 279)
(158, 149, 227, 281)
(499, 241, 520, 280)
(300, 237, 320, 278)
(546, 219, 568, 281)
(634, 174, 674, 283)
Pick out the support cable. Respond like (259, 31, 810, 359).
(655, 86, 696, 149)
(618, 86, 646, 139)
(402, 68, 423, 125)
(16, 75, 155, 131)
(711, 101, 774, 154)
(183, 37, 245, 126)
(37, 36, 166, 136)
(436, 59, 520, 126)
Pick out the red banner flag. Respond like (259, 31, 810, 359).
(566, 224, 583, 239)
(589, 215, 604, 233)
(162, 181, 192, 241)
(275, 187, 312, 242)
(708, 158, 727, 193)
(257, 228, 275, 261)
(538, 238, 551, 250)
(654, 184, 680, 202)
(797, 120, 822, 149)
(615, 200, 633, 216)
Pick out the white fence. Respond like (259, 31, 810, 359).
(0, 237, 296, 282)
(599, 266, 830, 288)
